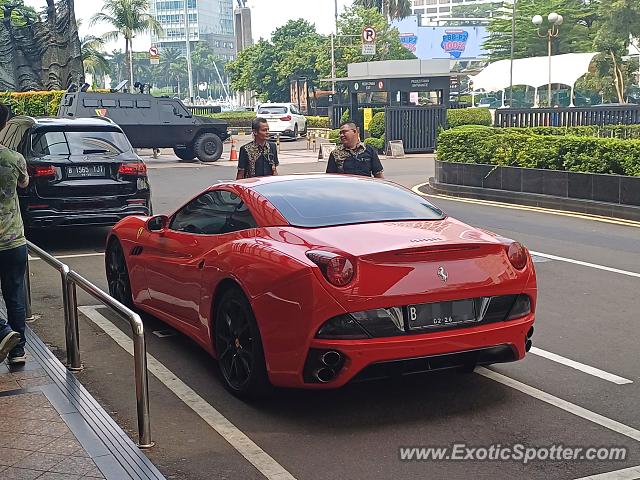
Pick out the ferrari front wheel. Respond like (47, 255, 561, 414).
(106, 239, 134, 308)
(214, 288, 270, 398)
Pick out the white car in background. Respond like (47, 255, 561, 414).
(256, 103, 307, 139)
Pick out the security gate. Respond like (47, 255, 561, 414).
(384, 106, 446, 153)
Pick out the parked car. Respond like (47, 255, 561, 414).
(256, 103, 307, 138)
(57, 91, 229, 162)
(0, 116, 151, 229)
(105, 175, 537, 398)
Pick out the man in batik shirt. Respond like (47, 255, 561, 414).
(326, 120, 384, 178)
(236, 118, 279, 179)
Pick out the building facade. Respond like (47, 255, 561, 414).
(150, 0, 236, 61)
(410, 0, 508, 25)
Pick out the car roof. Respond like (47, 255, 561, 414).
(210, 174, 379, 191)
(10, 116, 119, 128)
(257, 103, 292, 108)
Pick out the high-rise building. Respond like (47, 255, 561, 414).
(410, 0, 508, 25)
(150, 0, 236, 61)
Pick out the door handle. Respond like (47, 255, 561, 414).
(198, 260, 205, 269)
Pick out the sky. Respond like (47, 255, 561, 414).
(24, 0, 354, 52)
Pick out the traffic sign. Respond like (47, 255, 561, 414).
(149, 46, 159, 56)
(149, 46, 160, 65)
(362, 27, 376, 43)
(362, 43, 376, 55)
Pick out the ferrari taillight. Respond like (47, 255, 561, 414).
(306, 250, 355, 287)
(507, 242, 528, 270)
(280, 115, 292, 121)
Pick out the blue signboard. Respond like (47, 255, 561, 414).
(392, 17, 488, 60)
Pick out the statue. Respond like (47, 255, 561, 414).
(0, 0, 83, 91)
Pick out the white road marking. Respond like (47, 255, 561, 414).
(476, 367, 640, 442)
(78, 306, 296, 480)
(530, 347, 633, 385)
(574, 465, 640, 480)
(529, 251, 640, 279)
(29, 252, 105, 261)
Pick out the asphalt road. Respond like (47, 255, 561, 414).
(25, 139, 640, 480)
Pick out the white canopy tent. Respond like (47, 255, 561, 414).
(469, 52, 598, 107)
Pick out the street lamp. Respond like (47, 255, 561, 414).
(533, 12, 563, 107)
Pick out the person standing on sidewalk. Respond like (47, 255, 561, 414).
(0, 103, 29, 364)
(236, 118, 279, 179)
(326, 120, 384, 178)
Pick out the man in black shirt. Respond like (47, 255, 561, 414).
(236, 118, 279, 179)
(326, 120, 384, 178)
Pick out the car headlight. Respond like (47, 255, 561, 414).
(316, 307, 405, 339)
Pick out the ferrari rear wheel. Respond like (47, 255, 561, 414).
(214, 288, 270, 398)
(106, 239, 134, 308)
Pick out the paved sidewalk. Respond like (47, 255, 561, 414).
(0, 328, 165, 480)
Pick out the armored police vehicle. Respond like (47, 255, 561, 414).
(57, 91, 229, 162)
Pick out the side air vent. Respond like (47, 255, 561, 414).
(130, 246, 144, 256)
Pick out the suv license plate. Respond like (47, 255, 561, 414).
(67, 165, 105, 178)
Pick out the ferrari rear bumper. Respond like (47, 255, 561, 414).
(267, 314, 534, 389)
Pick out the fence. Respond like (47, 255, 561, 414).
(495, 105, 640, 128)
(187, 105, 222, 116)
(26, 241, 154, 449)
(385, 106, 447, 153)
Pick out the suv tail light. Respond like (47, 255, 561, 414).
(280, 115, 292, 121)
(28, 165, 56, 178)
(507, 242, 528, 270)
(118, 162, 147, 176)
(306, 250, 355, 287)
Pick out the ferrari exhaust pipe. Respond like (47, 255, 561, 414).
(313, 367, 336, 383)
(525, 339, 532, 352)
(320, 350, 342, 368)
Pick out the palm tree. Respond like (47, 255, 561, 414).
(90, 0, 162, 91)
(82, 36, 110, 88)
(353, 0, 412, 20)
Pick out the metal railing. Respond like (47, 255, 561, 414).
(26, 241, 154, 449)
(494, 105, 640, 128)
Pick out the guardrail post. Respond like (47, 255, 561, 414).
(24, 260, 35, 321)
(131, 312, 154, 448)
(64, 274, 82, 371)
(276, 133, 281, 153)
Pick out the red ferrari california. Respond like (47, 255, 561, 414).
(105, 175, 536, 397)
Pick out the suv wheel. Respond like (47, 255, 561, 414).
(301, 122, 308, 137)
(174, 146, 196, 161)
(194, 133, 223, 162)
(293, 124, 298, 139)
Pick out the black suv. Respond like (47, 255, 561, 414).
(0, 116, 151, 229)
(57, 92, 229, 162)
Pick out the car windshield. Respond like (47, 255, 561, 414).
(253, 177, 445, 228)
(31, 129, 132, 156)
(258, 106, 288, 115)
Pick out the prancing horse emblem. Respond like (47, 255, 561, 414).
(437, 266, 448, 283)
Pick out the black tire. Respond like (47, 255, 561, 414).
(214, 288, 270, 398)
(194, 133, 223, 162)
(105, 239, 134, 308)
(301, 122, 308, 137)
(293, 124, 299, 139)
(174, 146, 196, 161)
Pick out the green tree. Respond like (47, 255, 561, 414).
(353, 0, 412, 20)
(0, 0, 37, 27)
(591, 0, 640, 102)
(90, 0, 162, 92)
(335, 6, 415, 76)
(81, 36, 110, 88)
(483, 0, 597, 60)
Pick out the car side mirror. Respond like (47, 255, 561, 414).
(147, 215, 168, 232)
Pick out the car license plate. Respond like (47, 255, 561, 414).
(407, 299, 477, 330)
(67, 165, 105, 178)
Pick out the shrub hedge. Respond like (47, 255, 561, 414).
(305, 116, 331, 129)
(1, 91, 65, 117)
(446, 108, 492, 128)
(364, 136, 385, 153)
(437, 125, 640, 176)
(368, 112, 385, 138)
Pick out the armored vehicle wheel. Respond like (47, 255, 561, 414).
(174, 146, 196, 161)
(194, 133, 223, 162)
